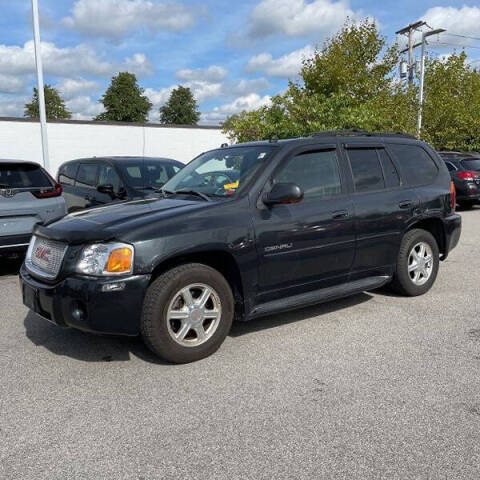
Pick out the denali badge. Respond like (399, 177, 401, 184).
(264, 243, 293, 253)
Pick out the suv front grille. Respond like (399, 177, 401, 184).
(26, 235, 67, 280)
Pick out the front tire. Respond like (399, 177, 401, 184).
(390, 229, 439, 297)
(141, 263, 234, 363)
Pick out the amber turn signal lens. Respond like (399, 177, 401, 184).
(106, 247, 133, 273)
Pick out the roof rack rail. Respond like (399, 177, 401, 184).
(310, 129, 372, 137)
(309, 129, 416, 139)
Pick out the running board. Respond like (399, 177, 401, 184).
(248, 275, 391, 320)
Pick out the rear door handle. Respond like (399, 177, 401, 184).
(398, 200, 413, 209)
(332, 210, 349, 220)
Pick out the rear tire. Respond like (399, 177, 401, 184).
(141, 263, 234, 363)
(390, 229, 439, 297)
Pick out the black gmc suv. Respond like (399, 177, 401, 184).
(20, 132, 461, 363)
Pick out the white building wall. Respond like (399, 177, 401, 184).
(0, 119, 229, 176)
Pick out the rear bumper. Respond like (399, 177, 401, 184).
(455, 182, 480, 201)
(0, 234, 31, 253)
(442, 213, 462, 260)
(19, 264, 151, 335)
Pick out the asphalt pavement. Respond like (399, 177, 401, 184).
(1, 209, 480, 479)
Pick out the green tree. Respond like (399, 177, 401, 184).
(24, 84, 71, 120)
(159, 86, 200, 125)
(421, 52, 480, 152)
(223, 20, 416, 142)
(95, 72, 152, 123)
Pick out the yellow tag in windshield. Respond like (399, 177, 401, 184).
(224, 181, 239, 190)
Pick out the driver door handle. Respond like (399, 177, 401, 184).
(332, 210, 349, 220)
(398, 200, 413, 209)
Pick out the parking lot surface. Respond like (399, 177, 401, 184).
(1, 209, 480, 480)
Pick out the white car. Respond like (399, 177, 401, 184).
(0, 160, 66, 254)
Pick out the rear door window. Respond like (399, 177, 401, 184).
(347, 148, 385, 192)
(389, 144, 438, 186)
(76, 163, 98, 189)
(378, 149, 400, 187)
(98, 164, 122, 191)
(0, 163, 52, 189)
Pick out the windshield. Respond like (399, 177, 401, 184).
(116, 161, 181, 190)
(461, 158, 480, 171)
(162, 146, 276, 198)
(0, 163, 52, 189)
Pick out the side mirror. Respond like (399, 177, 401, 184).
(263, 182, 303, 206)
(97, 184, 115, 196)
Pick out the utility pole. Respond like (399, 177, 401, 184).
(396, 21, 426, 87)
(31, 0, 50, 172)
(417, 28, 446, 138)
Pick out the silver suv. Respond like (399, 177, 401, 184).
(0, 160, 66, 254)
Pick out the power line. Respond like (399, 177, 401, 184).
(428, 42, 480, 50)
(443, 32, 480, 42)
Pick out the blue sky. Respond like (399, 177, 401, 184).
(0, 0, 479, 124)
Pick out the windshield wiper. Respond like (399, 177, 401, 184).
(173, 189, 211, 202)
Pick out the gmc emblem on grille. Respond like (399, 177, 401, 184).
(35, 246, 51, 262)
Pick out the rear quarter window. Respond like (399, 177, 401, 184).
(389, 144, 438, 186)
(0, 163, 51, 188)
(58, 162, 78, 186)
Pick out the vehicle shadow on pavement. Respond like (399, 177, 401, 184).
(23, 293, 372, 364)
(23, 311, 169, 365)
(230, 292, 372, 337)
(0, 255, 24, 276)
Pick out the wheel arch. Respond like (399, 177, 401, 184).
(406, 217, 447, 259)
(150, 250, 245, 318)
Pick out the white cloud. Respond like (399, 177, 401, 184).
(124, 53, 154, 77)
(0, 98, 26, 117)
(145, 64, 271, 120)
(65, 95, 104, 120)
(247, 0, 359, 38)
(246, 45, 315, 78)
(0, 74, 25, 94)
(63, 0, 199, 39)
(145, 86, 176, 120)
(176, 65, 228, 83)
(56, 78, 99, 99)
(0, 41, 153, 81)
(201, 93, 272, 124)
(422, 6, 480, 45)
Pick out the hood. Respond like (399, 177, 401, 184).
(35, 197, 206, 244)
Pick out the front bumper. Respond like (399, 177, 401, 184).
(20, 264, 151, 335)
(442, 213, 462, 260)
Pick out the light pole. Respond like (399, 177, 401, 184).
(417, 28, 446, 138)
(31, 0, 50, 171)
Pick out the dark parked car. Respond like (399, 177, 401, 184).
(0, 160, 66, 254)
(57, 156, 183, 212)
(21, 132, 461, 363)
(438, 151, 480, 209)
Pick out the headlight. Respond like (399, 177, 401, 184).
(76, 242, 134, 276)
